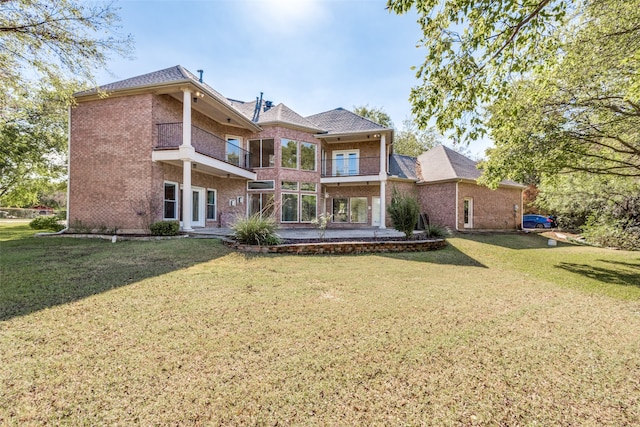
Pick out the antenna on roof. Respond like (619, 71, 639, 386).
(252, 92, 263, 122)
(197, 69, 203, 83)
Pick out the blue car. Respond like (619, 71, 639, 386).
(523, 214, 556, 229)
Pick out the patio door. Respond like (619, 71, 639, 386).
(180, 186, 206, 228)
(333, 150, 359, 176)
(372, 197, 381, 226)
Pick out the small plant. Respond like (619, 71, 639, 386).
(29, 215, 65, 232)
(424, 223, 449, 239)
(311, 213, 332, 240)
(232, 214, 281, 246)
(387, 187, 420, 238)
(150, 220, 180, 236)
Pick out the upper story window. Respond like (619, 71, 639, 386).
(249, 138, 275, 168)
(333, 149, 359, 176)
(281, 139, 316, 171)
(226, 135, 243, 167)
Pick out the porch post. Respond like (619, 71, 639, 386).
(379, 134, 387, 229)
(181, 89, 193, 231)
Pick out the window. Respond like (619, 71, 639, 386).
(350, 197, 367, 223)
(281, 139, 298, 169)
(333, 150, 359, 176)
(281, 181, 298, 191)
(301, 194, 317, 222)
(464, 198, 473, 228)
(164, 182, 178, 220)
(249, 193, 275, 218)
(332, 197, 368, 223)
(207, 190, 217, 220)
(226, 136, 243, 167)
(333, 198, 349, 223)
(281, 193, 298, 222)
(249, 138, 275, 168)
(300, 142, 316, 171)
(301, 182, 316, 192)
(247, 180, 275, 190)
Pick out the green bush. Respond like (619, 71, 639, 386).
(387, 188, 420, 238)
(581, 222, 640, 251)
(150, 221, 180, 236)
(232, 214, 281, 245)
(29, 215, 65, 232)
(424, 223, 449, 239)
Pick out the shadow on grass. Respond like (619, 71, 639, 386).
(378, 241, 488, 268)
(0, 232, 230, 321)
(453, 231, 574, 250)
(555, 260, 640, 288)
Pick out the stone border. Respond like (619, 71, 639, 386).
(35, 232, 188, 241)
(222, 238, 447, 254)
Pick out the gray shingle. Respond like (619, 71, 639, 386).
(389, 154, 418, 179)
(306, 108, 389, 134)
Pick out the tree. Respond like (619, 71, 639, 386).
(0, 0, 133, 205)
(0, 0, 133, 95)
(386, 0, 573, 141)
(0, 81, 73, 206)
(478, 0, 640, 187)
(394, 117, 440, 157)
(352, 105, 394, 128)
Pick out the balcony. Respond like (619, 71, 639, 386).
(155, 122, 251, 170)
(321, 156, 382, 177)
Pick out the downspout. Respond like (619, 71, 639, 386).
(63, 105, 71, 232)
(455, 180, 459, 231)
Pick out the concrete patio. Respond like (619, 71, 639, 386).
(188, 227, 408, 240)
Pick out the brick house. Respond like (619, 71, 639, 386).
(68, 65, 524, 234)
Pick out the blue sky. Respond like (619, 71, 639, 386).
(98, 0, 488, 157)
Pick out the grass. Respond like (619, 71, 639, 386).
(1, 223, 639, 425)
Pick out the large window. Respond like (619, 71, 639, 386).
(332, 197, 368, 223)
(301, 194, 317, 222)
(164, 182, 178, 220)
(281, 139, 316, 170)
(281, 193, 298, 222)
(207, 189, 217, 220)
(281, 139, 298, 169)
(249, 193, 275, 218)
(249, 138, 275, 168)
(226, 136, 243, 166)
(300, 142, 316, 171)
(247, 180, 275, 190)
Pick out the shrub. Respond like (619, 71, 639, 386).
(29, 215, 65, 232)
(387, 188, 420, 238)
(150, 220, 180, 236)
(581, 222, 640, 251)
(232, 214, 281, 245)
(424, 223, 449, 239)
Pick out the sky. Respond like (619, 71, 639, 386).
(96, 0, 490, 157)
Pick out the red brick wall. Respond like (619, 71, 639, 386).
(69, 94, 156, 233)
(417, 182, 457, 229)
(457, 182, 522, 230)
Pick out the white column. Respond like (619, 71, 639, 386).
(379, 134, 387, 229)
(181, 89, 193, 231)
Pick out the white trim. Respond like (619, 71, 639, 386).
(206, 188, 217, 221)
(281, 138, 299, 170)
(66, 106, 71, 228)
(455, 181, 459, 231)
(372, 196, 381, 227)
(300, 193, 318, 223)
(281, 192, 299, 223)
(463, 197, 473, 229)
(163, 181, 179, 221)
(300, 141, 317, 172)
(332, 149, 360, 176)
(225, 134, 244, 167)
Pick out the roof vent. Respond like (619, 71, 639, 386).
(264, 100, 274, 112)
(197, 69, 203, 83)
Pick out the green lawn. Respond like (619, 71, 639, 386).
(1, 223, 639, 425)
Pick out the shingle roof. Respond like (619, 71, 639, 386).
(389, 154, 418, 179)
(305, 108, 389, 134)
(75, 65, 231, 106)
(229, 99, 322, 130)
(418, 145, 524, 187)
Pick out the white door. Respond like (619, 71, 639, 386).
(372, 197, 381, 227)
(463, 198, 473, 229)
(192, 187, 205, 227)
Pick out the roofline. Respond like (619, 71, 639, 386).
(417, 178, 526, 189)
(258, 120, 324, 134)
(74, 79, 262, 132)
(313, 128, 394, 140)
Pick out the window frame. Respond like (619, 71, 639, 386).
(332, 149, 360, 176)
(225, 135, 244, 167)
(300, 142, 317, 171)
(281, 138, 298, 169)
(163, 181, 179, 220)
(281, 192, 299, 223)
(248, 138, 275, 168)
(206, 189, 217, 221)
(247, 180, 275, 190)
(300, 194, 317, 223)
